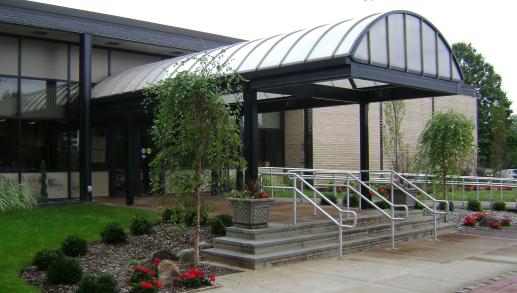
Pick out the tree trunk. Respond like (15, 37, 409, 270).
(194, 161, 202, 268)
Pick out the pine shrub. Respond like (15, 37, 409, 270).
(61, 235, 88, 257)
(46, 257, 83, 284)
(210, 214, 233, 236)
(130, 218, 153, 235)
(100, 223, 128, 244)
(76, 272, 118, 293)
(33, 248, 64, 270)
(467, 199, 482, 211)
(493, 201, 506, 211)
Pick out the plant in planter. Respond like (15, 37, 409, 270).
(228, 179, 274, 229)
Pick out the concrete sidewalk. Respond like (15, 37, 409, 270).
(211, 232, 517, 293)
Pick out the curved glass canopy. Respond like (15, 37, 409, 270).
(92, 10, 463, 99)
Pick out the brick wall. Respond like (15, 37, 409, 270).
(284, 110, 305, 167)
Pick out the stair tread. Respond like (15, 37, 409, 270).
(204, 223, 455, 261)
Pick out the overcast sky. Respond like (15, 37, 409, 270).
(34, 0, 517, 112)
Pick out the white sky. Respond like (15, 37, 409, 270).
(33, 0, 517, 112)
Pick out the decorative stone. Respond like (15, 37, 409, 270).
(158, 259, 180, 288)
(199, 241, 211, 249)
(228, 198, 274, 229)
(151, 249, 178, 261)
(177, 248, 195, 261)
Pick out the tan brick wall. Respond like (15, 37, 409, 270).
(284, 110, 305, 167)
(306, 95, 477, 171)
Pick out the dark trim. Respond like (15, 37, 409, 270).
(303, 108, 313, 169)
(359, 102, 371, 207)
(431, 96, 435, 114)
(107, 49, 112, 76)
(280, 111, 286, 167)
(79, 33, 92, 202)
(379, 102, 383, 170)
(257, 96, 353, 113)
(16, 36, 21, 183)
(67, 44, 72, 199)
(243, 88, 258, 181)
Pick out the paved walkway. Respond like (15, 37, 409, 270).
(210, 232, 517, 293)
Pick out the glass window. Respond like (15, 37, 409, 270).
(369, 20, 388, 66)
(21, 39, 67, 80)
(92, 126, 107, 170)
(388, 14, 405, 69)
(405, 15, 422, 73)
(70, 47, 109, 82)
(259, 112, 281, 129)
(0, 119, 18, 172)
(422, 22, 437, 76)
(21, 120, 68, 171)
(110, 51, 161, 75)
(353, 37, 369, 62)
(21, 79, 67, 119)
(437, 37, 451, 79)
(0, 36, 19, 76)
(0, 77, 18, 118)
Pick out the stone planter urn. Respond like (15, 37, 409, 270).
(228, 198, 274, 229)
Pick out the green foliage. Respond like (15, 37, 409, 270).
(452, 42, 511, 168)
(383, 100, 411, 172)
(490, 105, 509, 170)
(33, 248, 64, 271)
(414, 201, 424, 210)
(416, 111, 475, 200)
(100, 223, 128, 244)
(209, 214, 233, 236)
(76, 272, 118, 293)
(162, 206, 186, 225)
(507, 116, 517, 167)
(185, 208, 209, 226)
(374, 201, 390, 209)
(347, 194, 359, 208)
(39, 160, 48, 203)
(493, 201, 506, 211)
(320, 194, 337, 205)
(61, 235, 88, 257)
(0, 178, 37, 212)
(46, 257, 83, 285)
(438, 201, 454, 211)
(130, 218, 154, 235)
(467, 199, 482, 212)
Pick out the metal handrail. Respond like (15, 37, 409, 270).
(258, 171, 357, 258)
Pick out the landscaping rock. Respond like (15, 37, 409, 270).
(157, 259, 180, 287)
(177, 248, 194, 261)
(199, 241, 212, 249)
(151, 249, 178, 261)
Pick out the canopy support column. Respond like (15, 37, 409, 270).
(243, 88, 258, 182)
(79, 33, 92, 202)
(360, 101, 371, 207)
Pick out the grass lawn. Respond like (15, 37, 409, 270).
(0, 203, 158, 293)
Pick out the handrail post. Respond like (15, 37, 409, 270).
(433, 201, 438, 241)
(462, 177, 465, 208)
(476, 177, 480, 201)
(293, 176, 297, 225)
(390, 172, 395, 250)
(270, 172, 274, 198)
(333, 173, 337, 199)
(339, 211, 343, 258)
(313, 171, 317, 216)
(490, 178, 493, 203)
(500, 178, 503, 202)
(346, 174, 351, 218)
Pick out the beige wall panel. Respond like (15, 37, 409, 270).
(284, 110, 305, 167)
(92, 171, 109, 197)
(313, 105, 360, 169)
(111, 51, 161, 75)
(21, 172, 68, 199)
(22, 39, 67, 80)
(70, 47, 109, 83)
(369, 102, 381, 170)
(0, 173, 19, 184)
(0, 36, 19, 76)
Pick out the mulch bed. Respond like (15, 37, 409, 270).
(21, 224, 241, 293)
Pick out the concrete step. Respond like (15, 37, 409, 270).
(226, 209, 424, 241)
(203, 222, 456, 269)
(215, 217, 440, 254)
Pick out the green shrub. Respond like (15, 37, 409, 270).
(374, 200, 390, 209)
(76, 272, 118, 293)
(467, 199, 482, 211)
(414, 201, 424, 210)
(162, 206, 186, 225)
(130, 218, 153, 235)
(210, 214, 233, 236)
(320, 194, 337, 205)
(493, 201, 506, 211)
(184, 208, 209, 226)
(100, 223, 128, 244)
(0, 178, 37, 212)
(438, 200, 454, 211)
(46, 257, 83, 285)
(33, 248, 64, 270)
(346, 194, 359, 208)
(61, 235, 88, 257)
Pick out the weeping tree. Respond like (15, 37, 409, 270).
(416, 111, 476, 200)
(145, 55, 244, 266)
(382, 100, 411, 172)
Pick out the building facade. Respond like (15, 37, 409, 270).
(0, 1, 477, 200)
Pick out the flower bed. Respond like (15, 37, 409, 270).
(461, 211, 513, 230)
(21, 224, 240, 293)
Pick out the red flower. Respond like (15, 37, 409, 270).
(140, 281, 154, 289)
(151, 258, 161, 265)
(209, 274, 216, 283)
(154, 281, 163, 288)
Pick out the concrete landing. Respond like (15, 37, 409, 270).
(210, 232, 517, 293)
